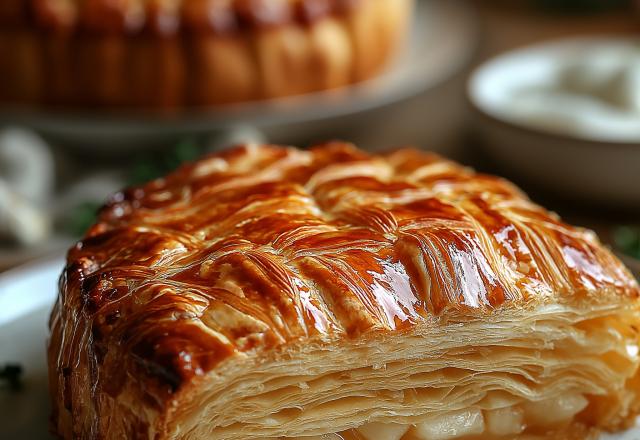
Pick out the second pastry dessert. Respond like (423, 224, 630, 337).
(0, 0, 413, 109)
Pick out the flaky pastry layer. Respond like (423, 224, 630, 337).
(48, 142, 640, 439)
(167, 304, 640, 439)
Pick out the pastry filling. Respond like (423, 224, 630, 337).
(172, 310, 639, 440)
(289, 393, 588, 440)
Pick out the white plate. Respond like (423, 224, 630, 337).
(0, 256, 63, 439)
(0, 0, 476, 150)
(1, 257, 640, 438)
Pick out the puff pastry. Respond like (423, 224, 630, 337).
(48, 142, 640, 439)
(0, 0, 412, 109)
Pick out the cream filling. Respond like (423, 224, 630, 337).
(289, 393, 588, 440)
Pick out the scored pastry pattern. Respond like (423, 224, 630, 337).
(52, 142, 639, 402)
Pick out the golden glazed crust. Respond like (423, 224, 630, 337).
(0, 0, 412, 108)
(48, 142, 640, 439)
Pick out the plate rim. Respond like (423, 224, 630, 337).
(0, 254, 65, 327)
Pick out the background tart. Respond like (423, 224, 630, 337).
(0, 0, 413, 109)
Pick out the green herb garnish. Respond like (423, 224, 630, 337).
(129, 138, 204, 186)
(0, 364, 23, 391)
(614, 226, 640, 260)
(65, 201, 103, 237)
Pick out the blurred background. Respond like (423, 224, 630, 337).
(0, 0, 639, 276)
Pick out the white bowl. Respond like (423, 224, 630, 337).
(468, 37, 640, 208)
